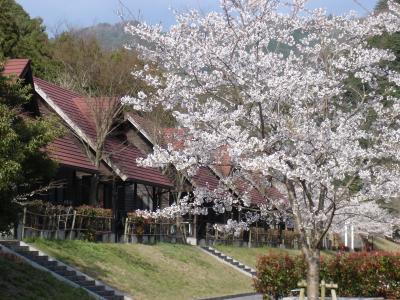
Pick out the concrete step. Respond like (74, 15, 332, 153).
(98, 290, 115, 297)
(202, 246, 255, 276)
(80, 280, 96, 287)
(65, 275, 86, 282)
(1, 242, 125, 300)
(225, 257, 233, 262)
(48, 265, 67, 272)
(13, 245, 30, 252)
(87, 285, 106, 292)
(20, 250, 39, 257)
(0, 240, 20, 246)
(55, 269, 76, 277)
(41, 261, 58, 268)
(244, 267, 252, 272)
(105, 295, 125, 300)
(31, 255, 49, 261)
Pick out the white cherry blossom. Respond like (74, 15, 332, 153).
(123, 1, 400, 298)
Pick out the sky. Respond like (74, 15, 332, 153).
(16, 0, 378, 35)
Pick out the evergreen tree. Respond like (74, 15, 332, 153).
(0, 0, 56, 78)
(0, 63, 60, 232)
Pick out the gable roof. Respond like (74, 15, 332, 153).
(34, 77, 173, 188)
(128, 119, 281, 206)
(47, 133, 98, 172)
(2, 59, 31, 79)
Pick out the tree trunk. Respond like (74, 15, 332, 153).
(306, 249, 320, 300)
(89, 174, 99, 206)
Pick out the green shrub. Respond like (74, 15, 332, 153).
(322, 252, 400, 299)
(254, 251, 400, 299)
(253, 253, 305, 300)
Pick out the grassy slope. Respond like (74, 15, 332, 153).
(213, 245, 337, 269)
(28, 239, 253, 300)
(214, 245, 301, 269)
(372, 237, 400, 252)
(0, 252, 92, 300)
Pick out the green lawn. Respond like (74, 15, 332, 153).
(372, 237, 400, 252)
(0, 252, 92, 300)
(27, 239, 253, 300)
(214, 245, 302, 269)
(213, 245, 338, 269)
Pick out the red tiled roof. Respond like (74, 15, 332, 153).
(265, 186, 286, 202)
(47, 133, 98, 172)
(2, 59, 30, 78)
(234, 178, 264, 205)
(127, 107, 287, 206)
(162, 128, 221, 189)
(163, 128, 186, 149)
(233, 176, 286, 206)
(34, 77, 173, 187)
(127, 112, 147, 129)
(192, 166, 221, 190)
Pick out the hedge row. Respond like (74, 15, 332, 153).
(25, 200, 112, 217)
(254, 251, 400, 300)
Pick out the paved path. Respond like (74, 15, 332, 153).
(198, 293, 263, 300)
(223, 294, 263, 300)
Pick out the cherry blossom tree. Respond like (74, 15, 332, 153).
(123, 0, 400, 298)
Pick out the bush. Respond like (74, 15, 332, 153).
(254, 251, 400, 299)
(253, 253, 305, 300)
(322, 252, 400, 299)
(126, 212, 153, 236)
(75, 205, 112, 217)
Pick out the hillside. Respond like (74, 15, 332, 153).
(28, 239, 253, 300)
(0, 252, 92, 300)
(71, 21, 148, 50)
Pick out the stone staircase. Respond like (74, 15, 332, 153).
(201, 246, 256, 276)
(0, 240, 127, 300)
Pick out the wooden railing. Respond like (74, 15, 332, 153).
(20, 207, 113, 241)
(205, 223, 341, 249)
(123, 218, 194, 244)
(19, 208, 194, 244)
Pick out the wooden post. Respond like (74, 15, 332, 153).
(56, 214, 61, 239)
(320, 280, 326, 300)
(21, 207, 27, 240)
(326, 282, 338, 300)
(297, 280, 337, 300)
(69, 210, 76, 240)
(331, 289, 337, 300)
(297, 280, 306, 300)
(248, 228, 252, 248)
(123, 217, 128, 243)
(64, 207, 71, 231)
(351, 224, 354, 251)
(193, 215, 197, 240)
